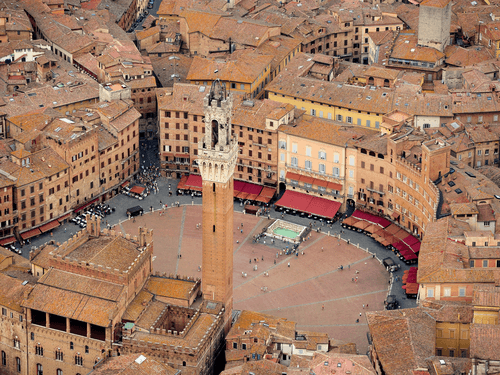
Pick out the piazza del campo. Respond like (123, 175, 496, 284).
(1, 0, 500, 374)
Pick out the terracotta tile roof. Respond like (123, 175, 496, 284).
(60, 235, 143, 273)
(232, 99, 293, 130)
(38, 268, 124, 301)
(464, 124, 498, 143)
(366, 308, 436, 375)
(255, 35, 302, 72)
(157, 83, 209, 113)
(445, 45, 491, 67)
(1, 75, 99, 117)
(473, 284, 500, 307)
(417, 217, 500, 285)
(91, 100, 141, 133)
(187, 51, 273, 84)
(223, 360, 288, 375)
(448, 133, 473, 153)
(356, 135, 389, 155)
(477, 204, 495, 222)
(279, 114, 379, 147)
(136, 26, 161, 41)
(179, 9, 224, 35)
(22, 283, 119, 326)
(368, 29, 396, 46)
(98, 126, 118, 152)
(364, 66, 400, 81)
(136, 300, 168, 329)
(449, 202, 479, 216)
(0, 273, 33, 313)
(122, 290, 153, 322)
(391, 32, 445, 63)
(146, 41, 181, 54)
(146, 277, 197, 300)
(227, 310, 296, 341)
(132, 312, 218, 347)
(91, 353, 177, 375)
(451, 92, 500, 114)
(267, 53, 396, 115)
(420, 0, 450, 7)
(124, 75, 157, 89)
(309, 352, 376, 375)
(470, 323, 500, 360)
(30, 147, 70, 177)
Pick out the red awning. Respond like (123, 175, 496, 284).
(58, 213, 71, 222)
(75, 197, 99, 213)
(286, 172, 302, 181)
(130, 186, 145, 195)
(300, 175, 314, 185)
(411, 242, 421, 253)
(21, 228, 41, 240)
(276, 190, 313, 212)
(0, 236, 15, 245)
(351, 209, 391, 228)
(39, 220, 60, 233)
(403, 235, 420, 247)
(234, 180, 246, 193)
(255, 195, 272, 204)
(313, 179, 328, 188)
(327, 182, 342, 191)
(276, 190, 340, 219)
(305, 196, 341, 219)
(185, 174, 202, 188)
(392, 212, 400, 219)
(259, 187, 276, 199)
(242, 182, 262, 195)
(237, 191, 249, 200)
(121, 180, 130, 188)
(177, 175, 188, 190)
(246, 193, 259, 201)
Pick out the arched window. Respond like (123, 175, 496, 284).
(383, 79, 390, 87)
(35, 344, 43, 356)
(368, 77, 374, 86)
(75, 354, 83, 366)
(1, 351, 5, 366)
(70, 342, 73, 350)
(36, 363, 43, 375)
(16, 357, 20, 372)
(85, 346, 89, 354)
(55, 349, 63, 361)
(183, 361, 187, 366)
(57, 369, 63, 375)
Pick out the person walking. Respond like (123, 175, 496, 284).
(322, 304, 325, 310)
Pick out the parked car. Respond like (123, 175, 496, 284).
(127, 206, 144, 217)
(382, 257, 399, 272)
(384, 295, 399, 310)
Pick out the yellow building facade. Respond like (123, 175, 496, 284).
(435, 322, 470, 358)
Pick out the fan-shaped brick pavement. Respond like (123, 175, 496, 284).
(118, 205, 390, 353)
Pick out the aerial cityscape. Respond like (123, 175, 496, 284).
(0, 0, 499, 374)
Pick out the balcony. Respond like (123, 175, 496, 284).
(285, 182, 344, 199)
(285, 163, 344, 181)
(366, 187, 385, 195)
